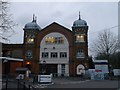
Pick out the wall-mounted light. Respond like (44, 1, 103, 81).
(80, 35, 83, 38)
(77, 35, 80, 38)
(26, 61, 30, 65)
(30, 38, 34, 42)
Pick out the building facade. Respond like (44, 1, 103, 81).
(2, 13, 89, 77)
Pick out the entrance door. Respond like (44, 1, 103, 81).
(3, 61, 10, 75)
(46, 64, 57, 75)
(61, 64, 65, 76)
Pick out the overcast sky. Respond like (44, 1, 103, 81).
(7, 1, 118, 55)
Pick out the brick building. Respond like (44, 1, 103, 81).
(2, 13, 89, 77)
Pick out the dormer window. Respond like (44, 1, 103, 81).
(26, 50, 32, 58)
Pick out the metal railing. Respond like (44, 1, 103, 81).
(2, 74, 36, 90)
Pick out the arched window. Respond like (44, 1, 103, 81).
(76, 49, 85, 58)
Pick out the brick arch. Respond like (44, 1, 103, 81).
(35, 22, 74, 68)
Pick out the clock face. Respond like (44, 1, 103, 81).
(26, 50, 32, 58)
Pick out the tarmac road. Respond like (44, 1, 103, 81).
(1, 77, 120, 89)
(29, 77, 120, 89)
(47, 80, 119, 88)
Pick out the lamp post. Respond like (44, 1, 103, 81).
(85, 63, 88, 70)
(42, 48, 47, 75)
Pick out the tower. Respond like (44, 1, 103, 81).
(23, 14, 41, 44)
(72, 12, 89, 76)
(23, 14, 41, 72)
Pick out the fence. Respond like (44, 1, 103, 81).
(2, 74, 36, 90)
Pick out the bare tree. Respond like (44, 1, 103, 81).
(92, 30, 118, 57)
(91, 30, 118, 71)
(0, 0, 16, 41)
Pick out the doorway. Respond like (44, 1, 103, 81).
(46, 64, 57, 76)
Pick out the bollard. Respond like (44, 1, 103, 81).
(29, 85, 30, 90)
(17, 79, 19, 90)
(23, 82, 25, 90)
(5, 79, 8, 90)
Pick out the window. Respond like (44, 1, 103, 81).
(76, 49, 85, 58)
(45, 37, 64, 44)
(26, 50, 32, 58)
(51, 52, 58, 58)
(57, 37, 64, 44)
(76, 35, 84, 42)
(26, 34, 35, 44)
(27, 38, 34, 43)
(42, 52, 49, 58)
(60, 52, 67, 58)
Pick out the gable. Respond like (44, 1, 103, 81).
(37, 22, 74, 47)
(40, 22, 73, 33)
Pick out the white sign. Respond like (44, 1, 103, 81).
(38, 74, 52, 83)
(94, 60, 109, 74)
(95, 65, 109, 73)
(113, 69, 120, 76)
